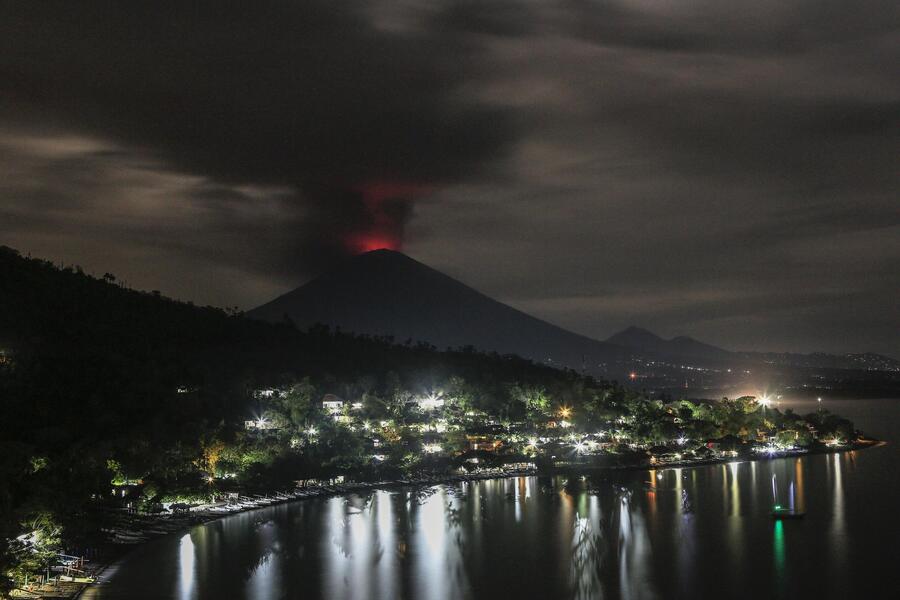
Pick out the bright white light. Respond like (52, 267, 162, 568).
(307, 426, 318, 436)
(559, 420, 572, 428)
(527, 437, 538, 447)
(759, 395, 771, 407)
(677, 436, 687, 445)
(423, 444, 443, 454)
(419, 393, 444, 410)
(179, 533, 195, 599)
(575, 441, 587, 454)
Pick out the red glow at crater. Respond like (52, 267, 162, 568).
(345, 234, 401, 253)
(341, 180, 433, 255)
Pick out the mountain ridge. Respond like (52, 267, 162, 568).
(250, 250, 899, 374)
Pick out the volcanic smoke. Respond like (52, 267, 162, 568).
(341, 181, 432, 254)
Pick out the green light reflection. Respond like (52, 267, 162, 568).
(773, 520, 786, 583)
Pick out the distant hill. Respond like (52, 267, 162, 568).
(606, 326, 733, 362)
(606, 326, 899, 371)
(248, 249, 632, 373)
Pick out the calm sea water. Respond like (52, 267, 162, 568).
(84, 398, 900, 600)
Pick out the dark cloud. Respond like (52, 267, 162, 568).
(564, 0, 900, 55)
(1, 1, 897, 356)
(0, 1, 517, 273)
(430, 0, 540, 38)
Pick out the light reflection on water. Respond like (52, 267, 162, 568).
(178, 533, 194, 600)
(773, 520, 785, 585)
(83, 398, 900, 600)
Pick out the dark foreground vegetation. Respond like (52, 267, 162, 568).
(0, 246, 859, 593)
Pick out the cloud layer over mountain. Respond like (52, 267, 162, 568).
(1, 1, 897, 355)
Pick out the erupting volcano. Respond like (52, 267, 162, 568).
(341, 180, 432, 254)
(344, 234, 401, 253)
(247, 249, 633, 375)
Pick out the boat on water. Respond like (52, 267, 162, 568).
(771, 504, 805, 519)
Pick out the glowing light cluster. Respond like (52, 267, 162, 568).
(419, 393, 445, 411)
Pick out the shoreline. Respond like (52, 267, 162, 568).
(70, 439, 881, 599)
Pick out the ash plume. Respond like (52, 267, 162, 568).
(0, 1, 515, 274)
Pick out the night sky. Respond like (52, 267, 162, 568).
(1, 2, 897, 357)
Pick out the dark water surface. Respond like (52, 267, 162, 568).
(84, 398, 900, 600)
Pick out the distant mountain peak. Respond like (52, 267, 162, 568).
(607, 326, 731, 361)
(356, 248, 408, 259)
(608, 326, 664, 345)
(621, 325, 658, 336)
(341, 248, 433, 271)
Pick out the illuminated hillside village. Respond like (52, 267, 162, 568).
(209, 382, 854, 494)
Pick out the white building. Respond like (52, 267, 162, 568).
(322, 394, 344, 414)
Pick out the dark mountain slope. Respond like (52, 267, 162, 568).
(249, 249, 632, 372)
